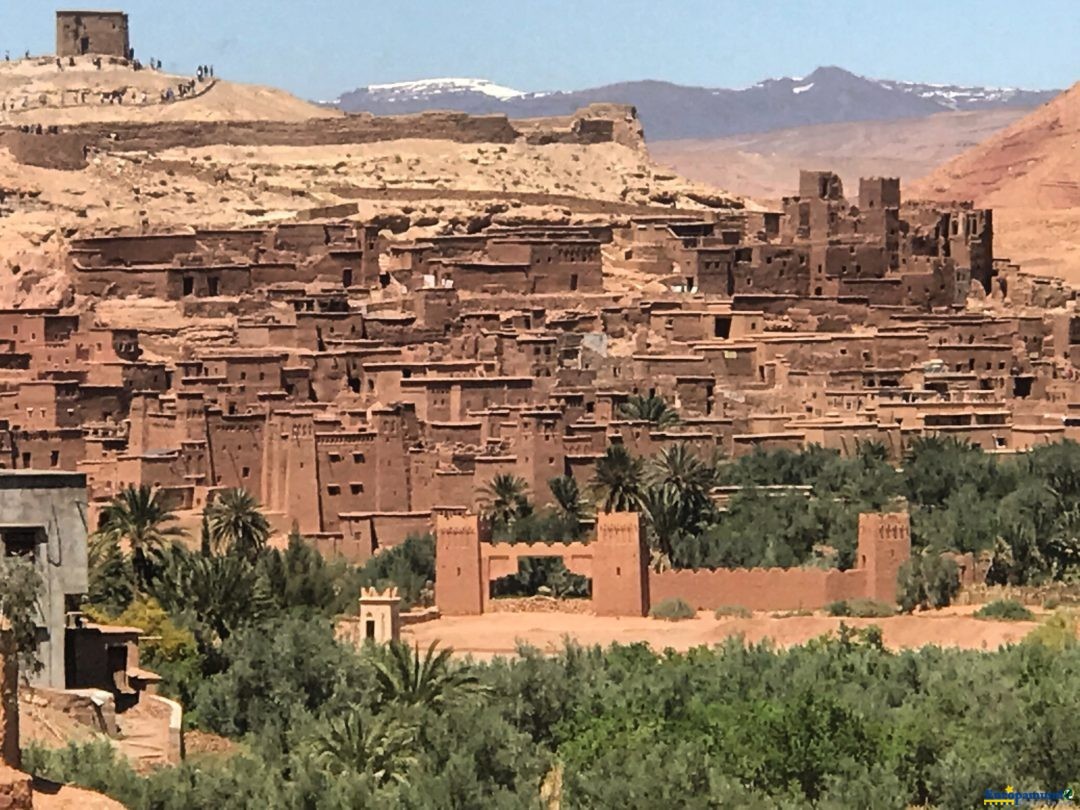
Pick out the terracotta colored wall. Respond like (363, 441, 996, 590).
(648, 567, 867, 612)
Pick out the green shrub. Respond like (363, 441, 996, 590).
(649, 598, 696, 621)
(898, 552, 960, 612)
(826, 599, 895, 618)
(974, 599, 1035, 622)
(1024, 611, 1078, 650)
(713, 605, 752, 619)
(771, 609, 813, 618)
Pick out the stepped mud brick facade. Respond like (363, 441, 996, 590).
(56, 10, 131, 58)
(0, 168, 1070, 578)
(435, 511, 908, 615)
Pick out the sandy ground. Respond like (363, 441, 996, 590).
(0, 55, 334, 125)
(403, 608, 1041, 658)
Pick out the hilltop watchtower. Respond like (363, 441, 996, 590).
(56, 10, 131, 59)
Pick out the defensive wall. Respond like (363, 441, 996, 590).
(0, 103, 643, 171)
(435, 511, 910, 616)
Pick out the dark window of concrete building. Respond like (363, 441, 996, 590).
(342, 268, 353, 287)
(2, 528, 39, 558)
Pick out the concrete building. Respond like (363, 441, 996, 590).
(0, 472, 88, 689)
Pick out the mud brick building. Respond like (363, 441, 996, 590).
(0, 169, 1074, 577)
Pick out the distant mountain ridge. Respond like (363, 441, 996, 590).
(334, 66, 1059, 141)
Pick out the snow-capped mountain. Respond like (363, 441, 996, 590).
(334, 66, 1059, 141)
(874, 79, 1050, 111)
(355, 78, 526, 103)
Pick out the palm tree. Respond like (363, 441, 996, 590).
(648, 442, 715, 496)
(148, 547, 273, 650)
(310, 711, 418, 786)
(96, 484, 184, 589)
(619, 394, 680, 428)
(477, 474, 531, 529)
(371, 640, 485, 710)
(549, 475, 590, 538)
(590, 445, 645, 513)
(206, 488, 271, 560)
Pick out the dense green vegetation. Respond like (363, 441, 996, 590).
(478, 437, 1080, 588)
(25, 620, 1080, 809)
(21, 438, 1080, 807)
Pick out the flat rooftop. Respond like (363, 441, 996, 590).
(0, 471, 87, 490)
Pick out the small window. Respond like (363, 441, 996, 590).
(350, 483, 364, 495)
(327, 485, 341, 496)
(49, 450, 59, 468)
(353, 452, 365, 463)
(241, 466, 250, 478)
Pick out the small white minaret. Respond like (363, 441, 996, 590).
(357, 587, 402, 644)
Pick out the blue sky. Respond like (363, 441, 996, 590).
(3, 1, 1078, 100)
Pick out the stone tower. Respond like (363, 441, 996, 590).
(56, 11, 131, 59)
(434, 513, 486, 615)
(592, 511, 648, 616)
(857, 511, 911, 604)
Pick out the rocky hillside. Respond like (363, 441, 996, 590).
(911, 81, 1080, 278)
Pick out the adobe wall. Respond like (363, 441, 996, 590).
(435, 511, 648, 617)
(648, 567, 866, 612)
(649, 512, 910, 611)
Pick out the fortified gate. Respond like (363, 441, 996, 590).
(435, 511, 648, 616)
(435, 510, 911, 616)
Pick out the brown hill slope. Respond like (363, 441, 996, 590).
(651, 108, 1029, 201)
(910, 82, 1080, 278)
(912, 81, 1080, 207)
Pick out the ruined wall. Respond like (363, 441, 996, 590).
(1, 104, 641, 170)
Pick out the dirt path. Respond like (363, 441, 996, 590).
(403, 609, 1040, 658)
